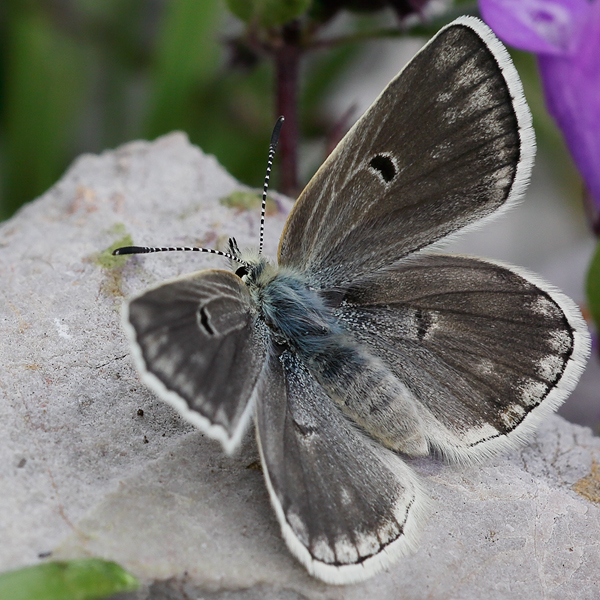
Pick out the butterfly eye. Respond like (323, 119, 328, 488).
(235, 266, 249, 279)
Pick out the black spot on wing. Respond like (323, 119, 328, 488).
(415, 309, 432, 342)
(369, 154, 397, 183)
(199, 306, 215, 336)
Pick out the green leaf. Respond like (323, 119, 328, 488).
(225, 0, 312, 28)
(224, 0, 254, 22)
(1, 6, 89, 219)
(185, 61, 275, 189)
(144, 0, 223, 139)
(587, 239, 600, 334)
(0, 559, 139, 600)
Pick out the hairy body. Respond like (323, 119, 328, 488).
(242, 253, 428, 456)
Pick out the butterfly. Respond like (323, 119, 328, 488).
(113, 16, 590, 585)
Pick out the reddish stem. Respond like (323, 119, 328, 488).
(275, 22, 301, 196)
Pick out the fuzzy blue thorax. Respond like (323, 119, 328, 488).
(240, 253, 344, 359)
(237, 253, 430, 457)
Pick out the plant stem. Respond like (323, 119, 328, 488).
(275, 21, 301, 196)
(308, 6, 480, 50)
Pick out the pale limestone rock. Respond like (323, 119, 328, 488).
(1, 134, 598, 600)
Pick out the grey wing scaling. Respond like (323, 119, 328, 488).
(124, 269, 269, 452)
(278, 20, 534, 288)
(254, 347, 428, 584)
(333, 255, 590, 462)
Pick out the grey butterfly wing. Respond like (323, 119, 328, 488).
(124, 269, 269, 453)
(278, 17, 534, 288)
(255, 348, 428, 584)
(333, 255, 590, 461)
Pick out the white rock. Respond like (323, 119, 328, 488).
(1, 134, 599, 600)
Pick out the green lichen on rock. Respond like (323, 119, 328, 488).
(220, 190, 277, 214)
(95, 223, 133, 270)
(88, 223, 134, 298)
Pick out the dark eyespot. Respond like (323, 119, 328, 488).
(414, 309, 432, 342)
(235, 266, 249, 279)
(369, 154, 396, 183)
(199, 306, 215, 336)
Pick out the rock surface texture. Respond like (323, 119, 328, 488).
(1, 134, 599, 600)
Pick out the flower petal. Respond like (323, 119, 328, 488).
(479, 0, 590, 55)
(538, 0, 600, 211)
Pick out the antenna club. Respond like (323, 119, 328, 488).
(259, 117, 285, 255)
(112, 246, 150, 255)
(270, 116, 285, 149)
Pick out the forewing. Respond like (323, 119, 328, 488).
(334, 255, 590, 462)
(124, 269, 269, 453)
(255, 348, 428, 584)
(278, 17, 534, 288)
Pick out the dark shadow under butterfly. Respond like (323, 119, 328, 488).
(113, 16, 590, 585)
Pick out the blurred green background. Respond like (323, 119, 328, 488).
(0, 0, 356, 220)
(0, 0, 581, 221)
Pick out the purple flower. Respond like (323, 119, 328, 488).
(479, 0, 600, 219)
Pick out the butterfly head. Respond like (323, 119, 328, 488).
(233, 247, 279, 289)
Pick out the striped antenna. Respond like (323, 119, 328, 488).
(112, 120, 284, 264)
(111, 245, 249, 267)
(259, 116, 284, 255)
